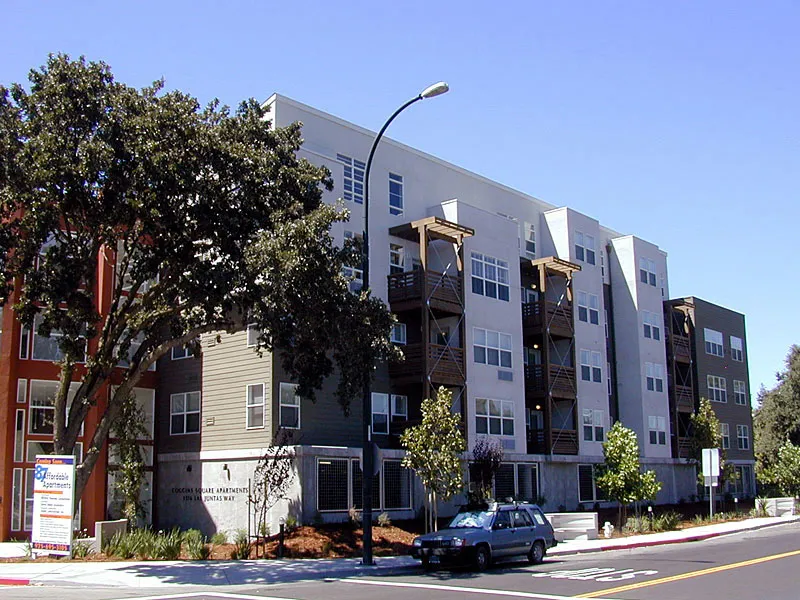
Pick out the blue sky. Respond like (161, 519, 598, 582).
(2, 1, 797, 398)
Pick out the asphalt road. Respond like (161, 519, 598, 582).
(2, 521, 799, 600)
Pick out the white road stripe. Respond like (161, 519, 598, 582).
(343, 578, 619, 600)
(107, 592, 297, 600)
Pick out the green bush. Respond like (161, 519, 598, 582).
(184, 529, 211, 560)
(154, 528, 183, 560)
(230, 529, 252, 560)
(652, 511, 680, 532)
(210, 531, 228, 545)
(376, 512, 392, 527)
(622, 516, 651, 534)
(72, 540, 94, 558)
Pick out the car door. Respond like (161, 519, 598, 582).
(490, 510, 516, 556)
(511, 509, 536, 555)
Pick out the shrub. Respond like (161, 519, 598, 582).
(184, 529, 211, 560)
(348, 506, 362, 527)
(210, 531, 228, 545)
(230, 529, 252, 560)
(72, 540, 94, 558)
(285, 515, 298, 530)
(622, 516, 650, 534)
(376, 512, 392, 527)
(153, 528, 183, 560)
(652, 511, 680, 532)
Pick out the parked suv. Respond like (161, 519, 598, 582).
(410, 502, 556, 571)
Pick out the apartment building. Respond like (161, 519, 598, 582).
(153, 95, 719, 536)
(664, 297, 755, 496)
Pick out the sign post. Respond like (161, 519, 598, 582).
(702, 448, 720, 519)
(32, 455, 76, 557)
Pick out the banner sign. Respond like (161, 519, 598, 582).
(32, 455, 76, 556)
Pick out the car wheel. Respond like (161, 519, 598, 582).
(528, 540, 545, 565)
(474, 545, 491, 572)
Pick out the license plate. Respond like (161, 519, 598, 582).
(429, 555, 440, 564)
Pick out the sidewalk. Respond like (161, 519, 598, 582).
(0, 516, 797, 588)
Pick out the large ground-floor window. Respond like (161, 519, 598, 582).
(317, 457, 413, 513)
(492, 463, 540, 503)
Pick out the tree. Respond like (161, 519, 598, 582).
(0, 54, 397, 502)
(109, 391, 148, 525)
(757, 440, 800, 497)
(468, 437, 503, 504)
(754, 346, 800, 474)
(249, 429, 296, 537)
(596, 422, 662, 527)
(400, 387, 466, 532)
(689, 397, 734, 487)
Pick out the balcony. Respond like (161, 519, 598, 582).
(677, 436, 692, 459)
(552, 429, 579, 455)
(388, 270, 463, 314)
(522, 300, 574, 338)
(670, 333, 692, 363)
(524, 363, 577, 399)
(389, 343, 465, 387)
(674, 384, 694, 412)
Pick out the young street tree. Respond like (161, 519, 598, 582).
(596, 422, 662, 527)
(400, 387, 466, 532)
(689, 397, 734, 486)
(0, 55, 396, 502)
(468, 437, 503, 504)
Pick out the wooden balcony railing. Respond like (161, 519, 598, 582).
(674, 384, 694, 412)
(524, 363, 577, 399)
(388, 342, 465, 386)
(552, 429, 579, 455)
(677, 436, 692, 459)
(388, 270, 463, 313)
(522, 300, 574, 337)
(670, 333, 692, 362)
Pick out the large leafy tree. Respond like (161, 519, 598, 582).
(596, 422, 662, 527)
(0, 54, 396, 501)
(758, 440, 800, 497)
(754, 345, 800, 474)
(401, 387, 466, 532)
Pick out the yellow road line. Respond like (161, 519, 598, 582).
(576, 548, 800, 598)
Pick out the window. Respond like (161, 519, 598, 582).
(642, 311, 661, 340)
(390, 322, 407, 344)
(473, 328, 512, 368)
(720, 423, 730, 449)
(17, 379, 26, 404)
(704, 328, 724, 357)
(246, 383, 265, 429)
(648, 416, 667, 445)
(639, 257, 657, 286)
(246, 324, 260, 348)
(337, 154, 365, 204)
(29, 380, 81, 435)
(279, 383, 301, 429)
(471, 252, 510, 301)
(707, 375, 727, 403)
(578, 464, 603, 503)
(31, 314, 85, 363)
(645, 362, 664, 393)
(170, 391, 201, 435)
(475, 398, 515, 436)
(577, 291, 599, 325)
(522, 222, 536, 258)
(580, 350, 602, 383)
(24, 468, 34, 530)
(583, 409, 604, 442)
(14, 410, 24, 462)
(575, 232, 596, 265)
(388, 173, 403, 215)
(389, 243, 405, 274)
(383, 459, 412, 509)
(317, 458, 349, 511)
(372, 392, 389, 434)
(351, 459, 381, 510)
(733, 380, 747, 405)
(391, 394, 408, 421)
(172, 345, 191, 360)
(737, 424, 750, 450)
(342, 231, 364, 292)
(731, 336, 743, 362)
(12, 468, 22, 531)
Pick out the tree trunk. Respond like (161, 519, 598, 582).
(432, 490, 438, 532)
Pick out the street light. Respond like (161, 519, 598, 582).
(361, 81, 449, 566)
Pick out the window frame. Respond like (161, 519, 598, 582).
(279, 382, 301, 430)
(642, 311, 661, 341)
(707, 375, 727, 403)
(580, 350, 602, 383)
(523, 222, 536, 258)
(337, 154, 365, 204)
(577, 291, 600, 325)
(388, 172, 403, 216)
(645, 362, 664, 393)
(730, 336, 743, 362)
(639, 257, 657, 287)
(475, 397, 515, 437)
(648, 415, 667, 445)
(733, 380, 747, 405)
(577, 464, 603, 503)
(737, 424, 750, 450)
(470, 252, 510, 302)
(575, 232, 596, 265)
(169, 391, 201, 435)
(704, 328, 724, 357)
(473, 327, 513, 368)
(245, 383, 265, 429)
(389, 243, 405, 274)
(371, 392, 390, 435)
(390, 322, 407, 345)
(720, 423, 730, 449)
(582, 409, 604, 442)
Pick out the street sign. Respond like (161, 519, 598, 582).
(702, 448, 720, 478)
(32, 455, 76, 556)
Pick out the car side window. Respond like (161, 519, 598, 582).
(493, 511, 511, 530)
(532, 508, 546, 525)
(512, 509, 533, 527)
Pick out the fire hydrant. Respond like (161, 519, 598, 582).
(603, 521, 614, 539)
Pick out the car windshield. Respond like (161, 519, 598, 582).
(448, 510, 494, 529)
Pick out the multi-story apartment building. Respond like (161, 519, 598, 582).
(664, 297, 755, 495)
(153, 95, 720, 536)
(0, 94, 754, 539)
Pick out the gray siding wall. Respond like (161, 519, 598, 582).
(200, 331, 273, 451)
(687, 297, 754, 462)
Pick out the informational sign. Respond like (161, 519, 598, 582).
(32, 455, 75, 556)
(702, 448, 720, 487)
